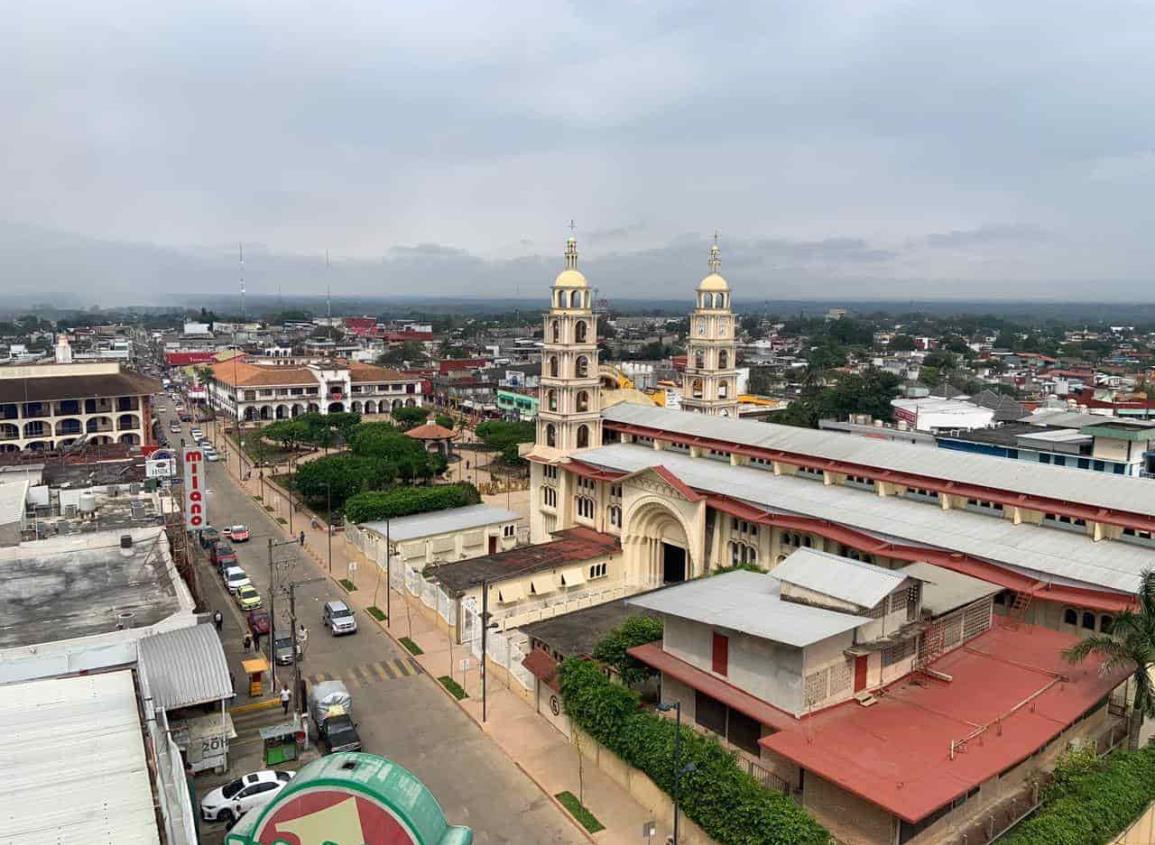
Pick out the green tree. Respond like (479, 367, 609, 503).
(1063, 570, 1155, 750)
(262, 419, 310, 451)
(475, 420, 536, 464)
(344, 483, 481, 523)
(435, 414, 455, 430)
(293, 455, 395, 508)
(591, 616, 664, 686)
(391, 406, 431, 430)
(377, 341, 428, 367)
(888, 334, 918, 351)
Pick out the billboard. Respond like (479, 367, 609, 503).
(182, 447, 206, 529)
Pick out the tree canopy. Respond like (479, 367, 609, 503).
(776, 369, 902, 428)
(391, 406, 431, 430)
(475, 420, 536, 463)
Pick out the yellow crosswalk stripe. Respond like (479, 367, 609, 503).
(393, 658, 413, 677)
(369, 662, 390, 681)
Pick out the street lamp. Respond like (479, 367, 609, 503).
(656, 701, 696, 844)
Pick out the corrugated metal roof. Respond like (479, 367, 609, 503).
(627, 570, 868, 648)
(578, 443, 1155, 594)
(603, 402, 1155, 516)
(360, 504, 520, 543)
(3, 671, 160, 844)
(897, 562, 1002, 616)
(139, 622, 233, 711)
(772, 548, 909, 609)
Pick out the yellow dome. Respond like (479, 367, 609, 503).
(698, 272, 729, 292)
(554, 268, 588, 288)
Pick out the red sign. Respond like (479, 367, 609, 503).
(251, 788, 420, 845)
(182, 448, 205, 529)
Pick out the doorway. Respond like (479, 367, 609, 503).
(489, 536, 498, 555)
(662, 543, 687, 583)
(853, 655, 868, 692)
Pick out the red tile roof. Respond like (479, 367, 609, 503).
(628, 642, 798, 732)
(759, 619, 1127, 823)
(405, 422, 456, 441)
(522, 648, 561, 691)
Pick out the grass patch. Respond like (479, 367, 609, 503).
(339, 578, 358, 592)
(367, 606, 386, 621)
(275, 517, 287, 525)
(554, 792, 604, 833)
(252, 495, 262, 501)
(437, 675, 468, 700)
(239, 431, 299, 466)
(264, 505, 275, 512)
(400, 637, 423, 655)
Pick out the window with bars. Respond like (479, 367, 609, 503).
(962, 600, 992, 642)
(889, 591, 908, 614)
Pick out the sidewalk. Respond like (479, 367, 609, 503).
(206, 419, 671, 844)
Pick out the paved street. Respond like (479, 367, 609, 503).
(173, 411, 588, 845)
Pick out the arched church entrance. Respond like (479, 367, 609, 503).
(623, 499, 694, 586)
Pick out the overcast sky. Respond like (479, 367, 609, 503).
(4, 1, 1155, 303)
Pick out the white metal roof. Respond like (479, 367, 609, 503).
(897, 562, 1002, 616)
(138, 622, 233, 711)
(577, 443, 1155, 594)
(359, 504, 520, 543)
(627, 570, 868, 648)
(772, 548, 909, 609)
(602, 402, 1155, 516)
(0, 477, 28, 526)
(1, 670, 160, 845)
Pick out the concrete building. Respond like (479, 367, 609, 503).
(891, 397, 996, 433)
(627, 561, 1128, 845)
(347, 503, 521, 571)
(0, 361, 160, 452)
(204, 357, 424, 421)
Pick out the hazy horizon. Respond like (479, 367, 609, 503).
(6, 3, 1155, 302)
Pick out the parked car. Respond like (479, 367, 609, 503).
(246, 610, 271, 636)
(200, 770, 295, 824)
(169, 422, 181, 434)
(235, 584, 262, 610)
(204, 447, 220, 462)
(223, 566, 251, 594)
(322, 600, 358, 635)
(199, 526, 221, 549)
(273, 634, 301, 666)
(211, 543, 237, 571)
(224, 524, 250, 542)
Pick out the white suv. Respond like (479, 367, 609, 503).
(323, 600, 357, 635)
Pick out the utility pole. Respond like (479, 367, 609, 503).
(385, 518, 392, 621)
(326, 481, 332, 573)
(267, 537, 276, 673)
(290, 583, 301, 714)
(481, 579, 491, 723)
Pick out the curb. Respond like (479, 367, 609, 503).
(230, 697, 283, 715)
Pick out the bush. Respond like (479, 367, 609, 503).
(559, 658, 830, 845)
(344, 483, 481, 523)
(435, 414, 455, 430)
(438, 675, 468, 700)
(591, 615, 664, 686)
(1001, 745, 1155, 845)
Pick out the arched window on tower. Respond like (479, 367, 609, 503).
(719, 380, 729, 399)
(691, 378, 703, 399)
(700, 293, 710, 309)
(576, 356, 589, 378)
(576, 391, 589, 412)
(551, 320, 560, 342)
(545, 423, 557, 448)
(547, 389, 558, 412)
(555, 290, 565, 309)
(576, 424, 590, 449)
(694, 350, 705, 369)
(575, 321, 588, 343)
(549, 356, 559, 378)
(719, 350, 729, 369)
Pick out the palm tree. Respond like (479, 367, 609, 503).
(1063, 569, 1155, 751)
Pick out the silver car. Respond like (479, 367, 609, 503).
(322, 600, 357, 635)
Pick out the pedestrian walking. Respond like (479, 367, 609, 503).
(253, 629, 262, 650)
(280, 684, 291, 715)
(243, 633, 252, 652)
(213, 609, 223, 632)
(299, 530, 305, 546)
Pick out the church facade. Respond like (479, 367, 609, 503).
(527, 235, 1154, 634)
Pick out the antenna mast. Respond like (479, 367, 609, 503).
(239, 242, 246, 320)
(325, 251, 332, 323)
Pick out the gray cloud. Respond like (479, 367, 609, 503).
(3, 1, 1155, 299)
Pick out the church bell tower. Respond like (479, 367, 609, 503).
(682, 238, 739, 417)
